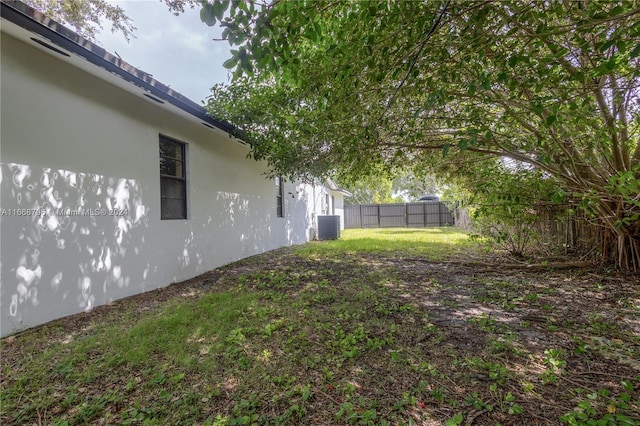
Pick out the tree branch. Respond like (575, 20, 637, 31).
(594, 75, 626, 171)
(381, 0, 450, 119)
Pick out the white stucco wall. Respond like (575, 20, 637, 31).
(293, 181, 348, 236)
(332, 192, 346, 230)
(0, 33, 315, 336)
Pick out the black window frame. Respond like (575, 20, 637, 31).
(159, 135, 187, 220)
(276, 176, 284, 218)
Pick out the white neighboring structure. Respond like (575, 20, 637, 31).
(0, 1, 349, 337)
(298, 179, 352, 239)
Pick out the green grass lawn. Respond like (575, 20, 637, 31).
(299, 227, 480, 259)
(1, 228, 638, 425)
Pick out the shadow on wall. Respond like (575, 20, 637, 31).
(171, 190, 272, 277)
(1, 162, 150, 336)
(1, 165, 316, 337)
(175, 184, 312, 276)
(288, 185, 312, 243)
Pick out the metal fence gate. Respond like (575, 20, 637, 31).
(344, 202, 455, 229)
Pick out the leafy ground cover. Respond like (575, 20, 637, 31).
(1, 228, 639, 425)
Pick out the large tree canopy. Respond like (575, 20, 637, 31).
(205, 0, 640, 270)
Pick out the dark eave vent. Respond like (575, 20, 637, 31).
(30, 37, 70, 57)
(143, 93, 165, 104)
(202, 123, 215, 129)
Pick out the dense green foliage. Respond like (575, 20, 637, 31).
(338, 172, 440, 204)
(339, 175, 402, 205)
(204, 0, 640, 269)
(464, 165, 562, 256)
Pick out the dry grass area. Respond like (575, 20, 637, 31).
(1, 228, 639, 425)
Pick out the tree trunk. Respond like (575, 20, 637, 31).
(599, 223, 640, 272)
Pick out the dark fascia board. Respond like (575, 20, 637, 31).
(0, 0, 243, 138)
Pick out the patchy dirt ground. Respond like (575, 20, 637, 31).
(2, 245, 640, 425)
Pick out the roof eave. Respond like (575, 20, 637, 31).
(0, 0, 241, 138)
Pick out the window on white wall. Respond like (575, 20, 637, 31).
(159, 135, 187, 220)
(276, 176, 284, 217)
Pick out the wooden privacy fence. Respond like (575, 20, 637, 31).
(345, 202, 455, 229)
(531, 203, 597, 255)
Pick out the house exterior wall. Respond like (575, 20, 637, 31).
(332, 192, 347, 230)
(0, 33, 314, 336)
(296, 181, 327, 239)
(291, 182, 348, 238)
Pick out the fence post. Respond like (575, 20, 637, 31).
(423, 203, 427, 228)
(405, 203, 408, 227)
